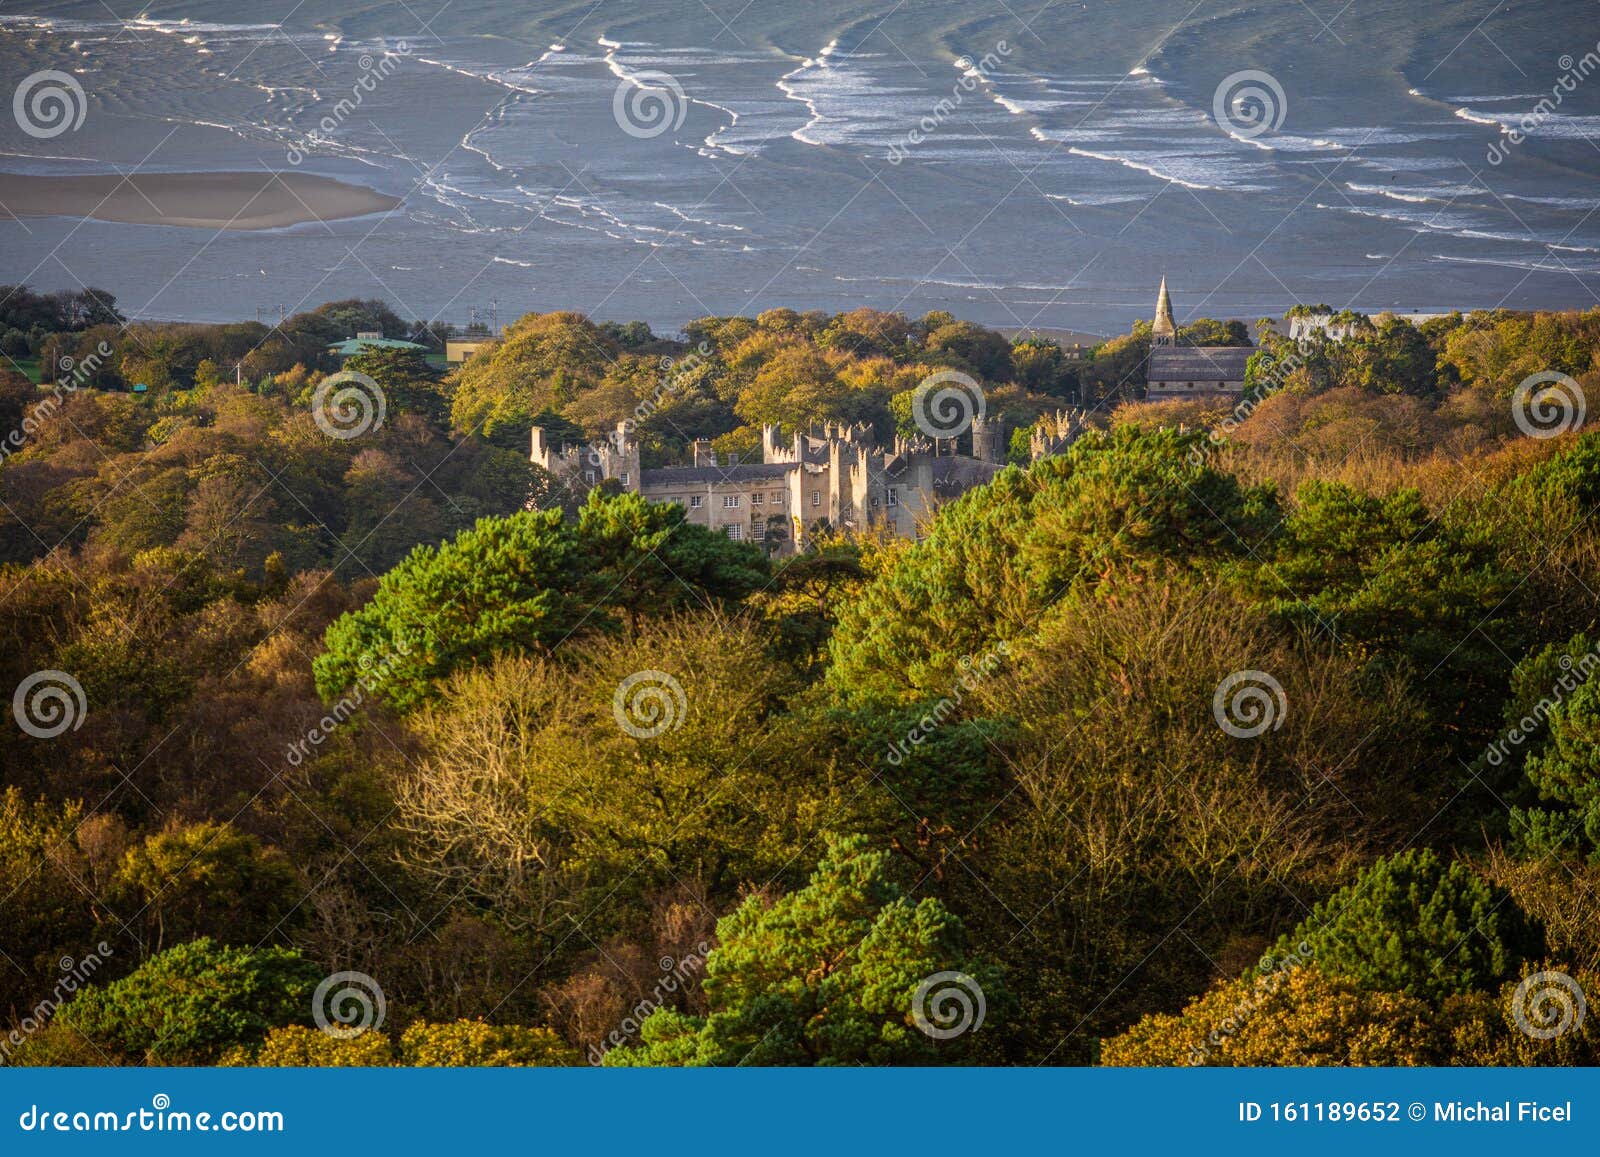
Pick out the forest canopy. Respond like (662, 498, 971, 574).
(3, 299, 1600, 1067)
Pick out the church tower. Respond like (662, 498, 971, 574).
(1152, 276, 1176, 347)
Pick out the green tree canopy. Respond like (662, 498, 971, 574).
(43, 939, 321, 1065)
(604, 835, 1002, 1065)
(827, 426, 1279, 704)
(314, 490, 768, 709)
(1268, 849, 1540, 1003)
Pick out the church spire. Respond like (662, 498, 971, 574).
(1152, 276, 1176, 346)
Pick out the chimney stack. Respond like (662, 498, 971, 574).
(693, 438, 716, 468)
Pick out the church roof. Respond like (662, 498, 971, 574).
(1148, 345, 1253, 382)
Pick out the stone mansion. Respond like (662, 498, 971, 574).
(531, 414, 1081, 555)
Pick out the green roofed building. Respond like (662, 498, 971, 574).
(326, 331, 427, 359)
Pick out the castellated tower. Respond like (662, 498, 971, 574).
(530, 417, 1006, 555)
(969, 414, 1006, 464)
(530, 420, 641, 494)
(1029, 410, 1086, 460)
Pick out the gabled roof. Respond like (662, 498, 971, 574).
(640, 463, 795, 486)
(931, 456, 1005, 494)
(1148, 345, 1253, 382)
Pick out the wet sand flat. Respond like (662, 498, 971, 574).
(0, 170, 401, 230)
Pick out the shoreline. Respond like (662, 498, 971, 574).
(0, 170, 401, 231)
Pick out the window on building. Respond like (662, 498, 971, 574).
(689, 495, 702, 509)
(723, 495, 740, 508)
(751, 521, 765, 540)
(751, 492, 763, 505)
(810, 490, 820, 507)
(583, 470, 596, 484)
(886, 487, 898, 507)
(619, 472, 629, 486)
(724, 523, 742, 540)
(771, 493, 783, 506)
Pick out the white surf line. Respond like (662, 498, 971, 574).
(775, 38, 839, 146)
(1454, 106, 1510, 130)
(1062, 145, 1217, 190)
(599, 34, 745, 155)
